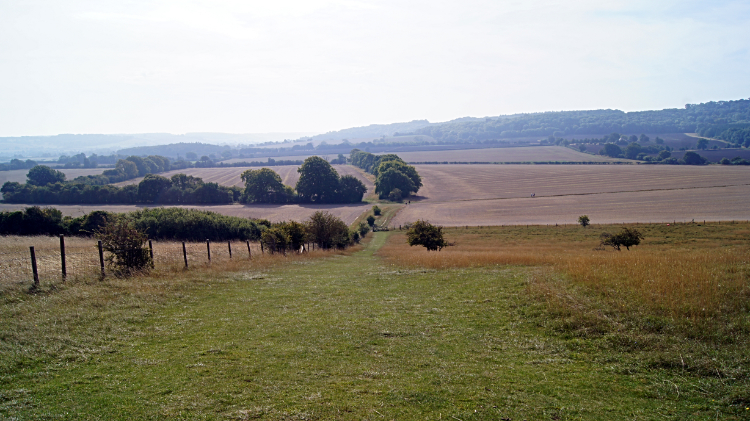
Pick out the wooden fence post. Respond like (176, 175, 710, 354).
(59, 235, 66, 281)
(98, 240, 105, 279)
(261, 242, 264, 254)
(29, 246, 39, 287)
(206, 240, 211, 262)
(228, 241, 232, 259)
(182, 242, 188, 268)
(148, 240, 154, 268)
(246, 240, 252, 259)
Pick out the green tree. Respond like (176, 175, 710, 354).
(600, 228, 644, 251)
(27, 165, 66, 186)
(639, 134, 650, 143)
(658, 150, 671, 160)
(696, 138, 709, 150)
(375, 168, 416, 199)
(601, 143, 623, 158)
(306, 211, 350, 249)
(185, 152, 198, 160)
(279, 221, 307, 252)
(137, 174, 172, 203)
(624, 143, 643, 160)
(296, 156, 340, 203)
(337, 175, 367, 203)
(578, 215, 590, 227)
(683, 151, 707, 165)
(372, 205, 381, 216)
(376, 160, 422, 192)
(366, 215, 376, 227)
(241, 168, 290, 203)
(406, 220, 447, 251)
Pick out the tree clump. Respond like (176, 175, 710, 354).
(406, 220, 448, 251)
(600, 227, 644, 251)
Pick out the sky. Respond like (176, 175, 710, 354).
(1, 0, 749, 137)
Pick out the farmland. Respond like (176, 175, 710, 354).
(391, 164, 750, 226)
(392, 145, 625, 163)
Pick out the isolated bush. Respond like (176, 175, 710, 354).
(406, 220, 447, 251)
(600, 227, 644, 251)
(306, 211, 351, 249)
(372, 205, 381, 216)
(358, 222, 370, 237)
(366, 215, 376, 227)
(578, 215, 590, 227)
(97, 218, 152, 276)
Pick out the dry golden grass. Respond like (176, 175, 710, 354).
(395, 146, 624, 162)
(379, 224, 750, 334)
(0, 235, 364, 296)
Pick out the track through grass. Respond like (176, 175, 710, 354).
(1, 232, 746, 419)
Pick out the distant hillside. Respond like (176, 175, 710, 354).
(117, 142, 230, 158)
(310, 120, 434, 141)
(411, 99, 750, 143)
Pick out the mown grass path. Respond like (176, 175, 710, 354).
(3, 233, 726, 419)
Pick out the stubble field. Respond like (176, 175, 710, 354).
(391, 164, 750, 226)
(0, 168, 103, 185)
(393, 146, 624, 162)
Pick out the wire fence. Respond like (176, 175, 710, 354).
(0, 237, 266, 289)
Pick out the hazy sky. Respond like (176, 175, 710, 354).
(1, 0, 749, 136)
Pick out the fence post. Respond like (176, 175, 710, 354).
(98, 240, 105, 279)
(182, 242, 188, 268)
(246, 240, 251, 259)
(228, 241, 232, 259)
(148, 240, 154, 268)
(261, 242, 264, 254)
(29, 246, 39, 287)
(206, 240, 211, 262)
(59, 235, 66, 281)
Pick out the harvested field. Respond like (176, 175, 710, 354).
(389, 164, 750, 225)
(393, 146, 625, 163)
(0, 168, 103, 185)
(0, 203, 371, 225)
(112, 165, 373, 192)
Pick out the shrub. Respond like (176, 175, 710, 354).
(306, 211, 351, 249)
(600, 227, 644, 251)
(97, 218, 152, 276)
(406, 220, 447, 251)
(261, 227, 289, 254)
(578, 215, 590, 227)
(366, 215, 376, 227)
(372, 205, 381, 216)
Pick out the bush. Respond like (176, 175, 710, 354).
(372, 205, 381, 216)
(97, 218, 152, 276)
(600, 228, 644, 251)
(578, 215, 590, 227)
(261, 227, 289, 254)
(366, 215, 376, 227)
(306, 211, 351, 249)
(406, 220, 447, 251)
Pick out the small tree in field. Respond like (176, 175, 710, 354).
(600, 227, 644, 251)
(578, 215, 590, 227)
(97, 218, 152, 276)
(406, 220, 447, 251)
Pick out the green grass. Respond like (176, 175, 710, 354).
(1, 231, 749, 419)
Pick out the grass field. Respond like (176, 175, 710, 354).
(1, 223, 749, 419)
(394, 146, 626, 163)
